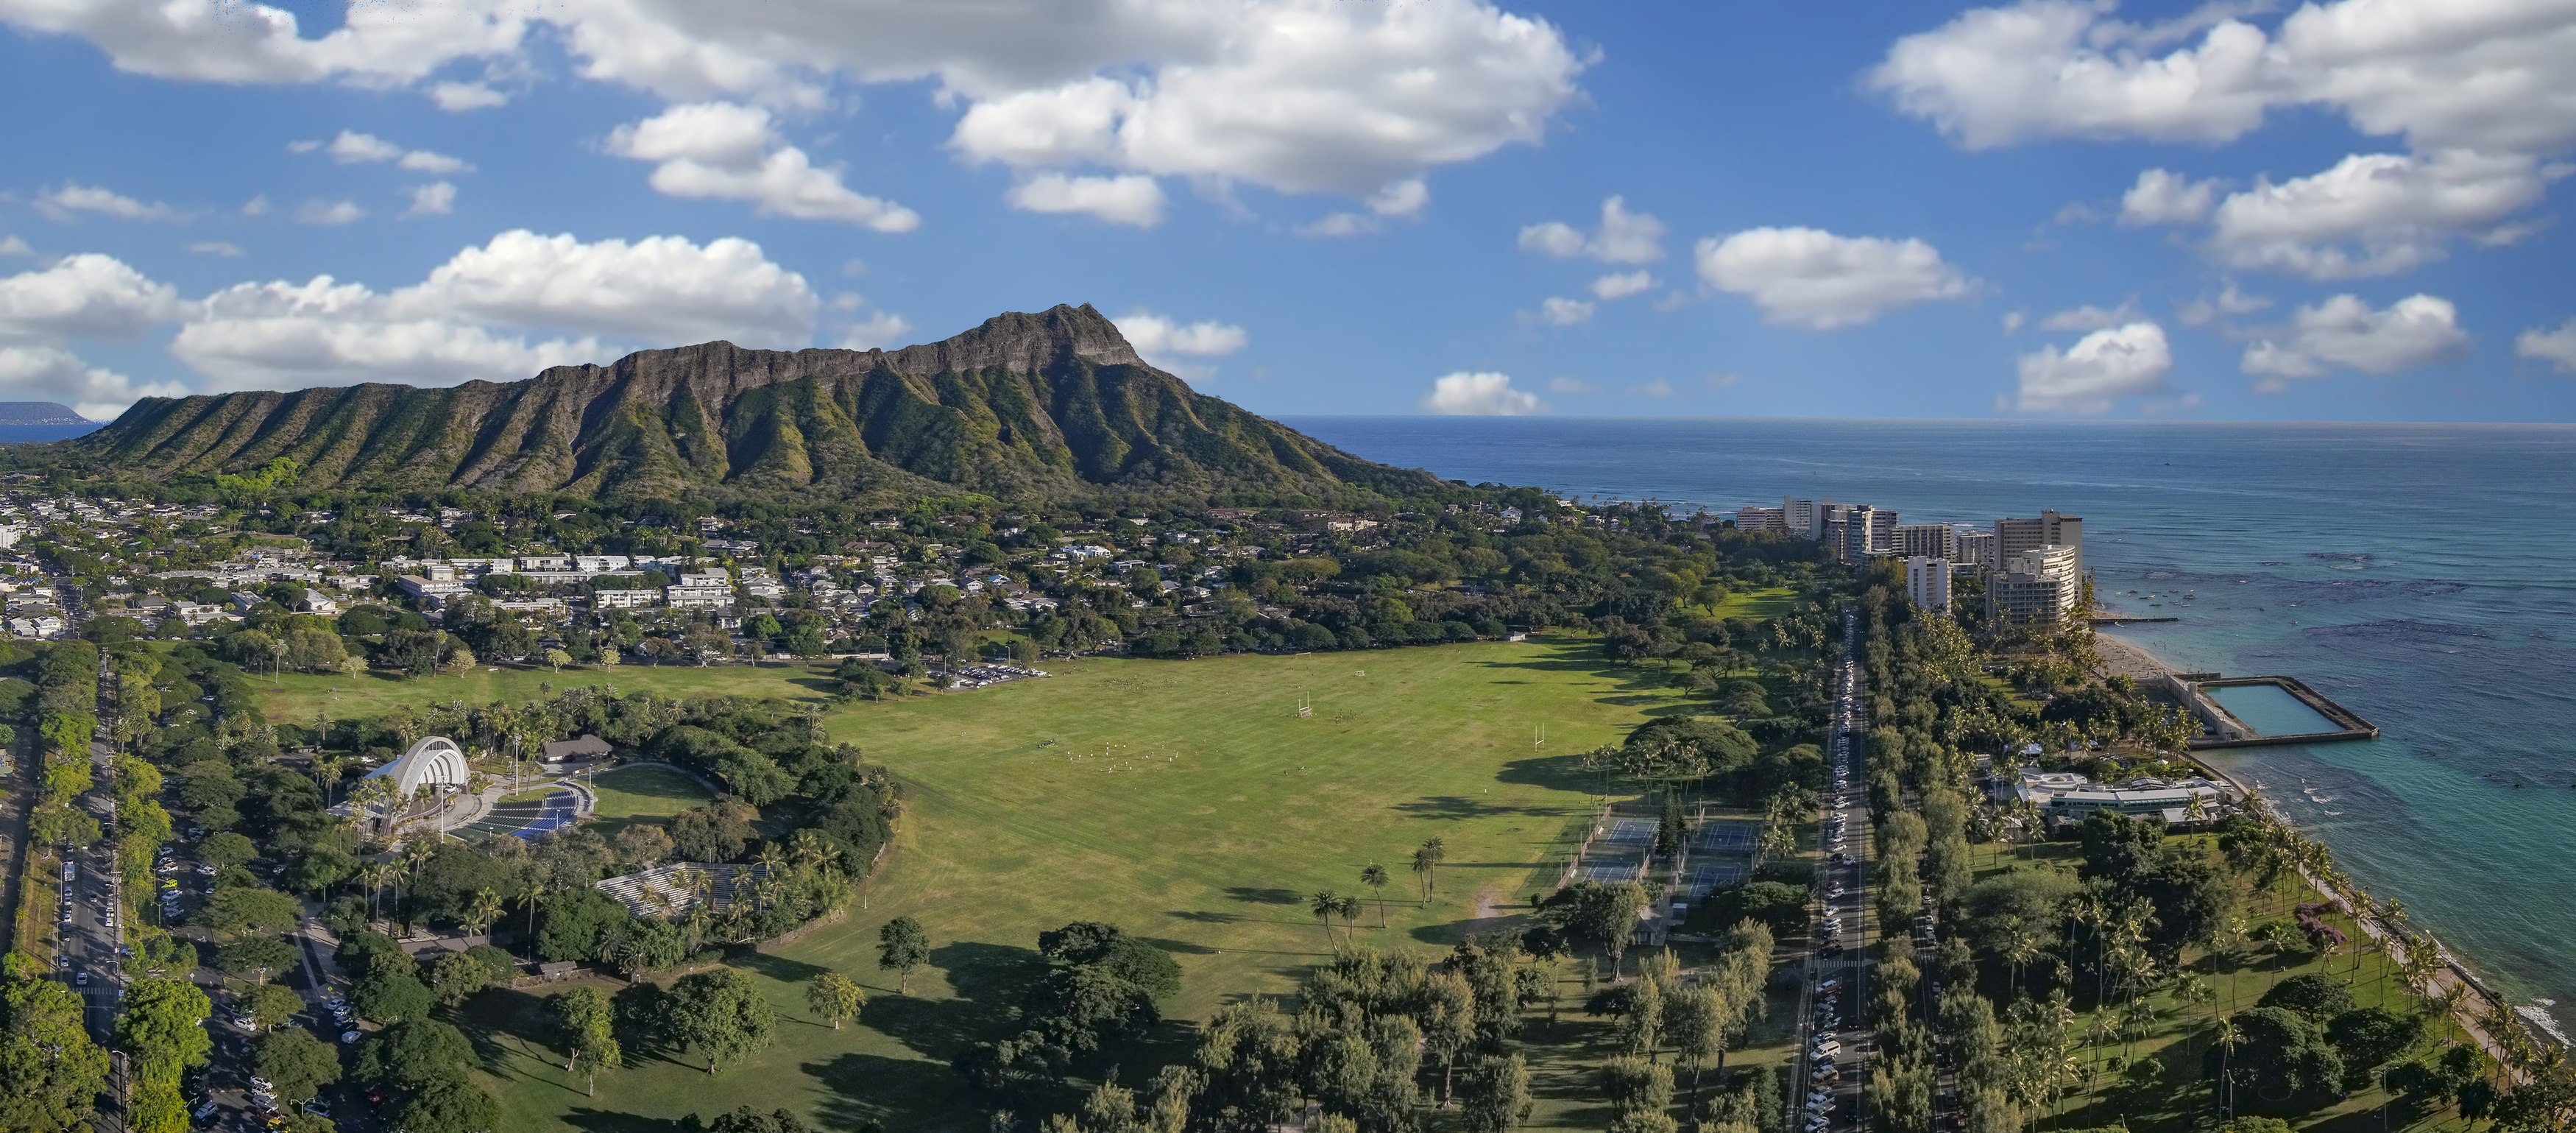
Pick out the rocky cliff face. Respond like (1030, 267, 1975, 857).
(69, 304, 1432, 502)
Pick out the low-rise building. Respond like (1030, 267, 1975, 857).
(1734, 506, 1786, 532)
(2001, 768, 2228, 826)
(590, 588, 659, 610)
(396, 574, 470, 601)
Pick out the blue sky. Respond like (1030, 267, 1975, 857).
(3, 0, 2573, 423)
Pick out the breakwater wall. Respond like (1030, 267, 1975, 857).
(2177, 674, 2379, 749)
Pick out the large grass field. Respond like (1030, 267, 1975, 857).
(584, 763, 717, 839)
(428, 635, 1802, 1132)
(252, 660, 840, 723)
(1708, 586, 1797, 621)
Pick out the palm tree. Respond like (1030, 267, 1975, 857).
(464, 887, 504, 938)
(2212, 1014, 2241, 1119)
(517, 879, 550, 957)
(1411, 846, 1437, 907)
(1309, 890, 1345, 957)
(1359, 864, 1390, 928)
(1418, 837, 1446, 900)
(1335, 894, 1362, 945)
(753, 847, 786, 909)
(2004, 915, 2042, 1001)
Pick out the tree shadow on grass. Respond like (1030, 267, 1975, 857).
(562, 1107, 690, 1133)
(1406, 908, 1531, 947)
(1391, 796, 1582, 822)
(729, 947, 832, 986)
(1133, 936, 1220, 955)
(1164, 910, 1242, 924)
(1496, 753, 1598, 794)
(860, 941, 1045, 1062)
(448, 985, 558, 1082)
(805, 1051, 945, 1132)
(1222, 886, 1302, 905)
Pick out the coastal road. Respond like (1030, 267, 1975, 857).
(1800, 607, 1871, 1133)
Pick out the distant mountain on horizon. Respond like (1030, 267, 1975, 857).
(0, 402, 97, 426)
(49, 304, 1443, 504)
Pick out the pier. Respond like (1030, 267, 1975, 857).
(2090, 615, 2179, 625)
(2176, 674, 2379, 749)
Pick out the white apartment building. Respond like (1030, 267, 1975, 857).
(1998, 510, 2083, 579)
(1906, 556, 1953, 613)
(1989, 544, 2080, 627)
(591, 588, 659, 610)
(1954, 530, 1998, 571)
(1735, 506, 1786, 533)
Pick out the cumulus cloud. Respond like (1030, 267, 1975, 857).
(2012, 322, 2174, 414)
(1518, 197, 1665, 264)
(1005, 173, 1166, 227)
(0, 344, 188, 420)
(1298, 179, 1432, 238)
(296, 199, 366, 225)
(1, 0, 1584, 222)
(403, 183, 457, 218)
(2038, 300, 2141, 332)
(186, 241, 244, 256)
(174, 230, 818, 390)
(1114, 310, 1247, 379)
(2176, 282, 2272, 327)
(838, 310, 912, 350)
(35, 184, 180, 222)
(1532, 297, 1594, 326)
(1694, 227, 1973, 329)
(607, 102, 919, 231)
(2519, 319, 2576, 374)
(1420, 370, 1542, 414)
(430, 81, 507, 111)
(2240, 294, 2470, 387)
(2207, 151, 2550, 279)
(1589, 271, 1655, 301)
(2120, 169, 2220, 225)
(298, 130, 473, 174)
(0, 253, 181, 339)
(1871, 0, 2576, 157)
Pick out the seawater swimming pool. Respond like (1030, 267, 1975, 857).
(2208, 682, 2343, 735)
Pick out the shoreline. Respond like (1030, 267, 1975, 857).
(2090, 626, 2564, 1059)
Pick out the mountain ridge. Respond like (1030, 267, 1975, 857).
(60, 304, 1440, 504)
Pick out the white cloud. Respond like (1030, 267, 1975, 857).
(0, 0, 1583, 221)
(2013, 321, 2175, 414)
(1298, 178, 1433, 237)
(2519, 319, 2576, 374)
(2176, 282, 2272, 327)
(838, 311, 913, 350)
(2038, 300, 2141, 332)
(240, 196, 269, 217)
(1589, 271, 1655, 301)
(0, 344, 187, 420)
(1546, 376, 1596, 393)
(0, 253, 180, 339)
(1634, 378, 1673, 397)
(1298, 212, 1377, 239)
(0, 236, 29, 257)
(1871, 0, 2576, 157)
(1005, 173, 1166, 227)
(2000, 310, 2027, 334)
(1534, 297, 1594, 326)
(1518, 196, 1665, 264)
(400, 230, 817, 344)
(296, 199, 366, 225)
(36, 184, 180, 222)
(2120, 168, 2220, 225)
(1694, 227, 1974, 329)
(302, 130, 474, 174)
(607, 103, 919, 231)
(2240, 293, 2470, 386)
(171, 279, 604, 392)
(1115, 311, 1247, 363)
(186, 241, 244, 257)
(403, 183, 457, 218)
(430, 81, 507, 111)
(2207, 151, 2550, 279)
(1420, 370, 1542, 414)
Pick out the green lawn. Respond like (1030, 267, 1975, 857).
(1708, 586, 1796, 621)
(453, 634, 1730, 1132)
(584, 763, 716, 838)
(252, 660, 840, 722)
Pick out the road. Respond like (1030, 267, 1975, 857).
(1800, 607, 1869, 1133)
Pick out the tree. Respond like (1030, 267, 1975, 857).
(808, 972, 866, 1031)
(1310, 890, 1345, 957)
(430, 950, 503, 1006)
(219, 935, 300, 985)
(254, 1028, 343, 1105)
(116, 978, 213, 1082)
(878, 917, 930, 994)
(1415, 837, 1447, 903)
(200, 886, 302, 936)
(553, 986, 620, 1098)
(353, 963, 435, 1025)
(668, 969, 776, 1074)
(393, 1077, 502, 1133)
(1359, 864, 1391, 928)
(1425, 970, 1477, 1104)
(199, 830, 258, 868)
(0, 973, 110, 1131)
(1459, 1053, 1531, 1133)
(545, 648, 573, 673)
(246, 982, 306, 1031)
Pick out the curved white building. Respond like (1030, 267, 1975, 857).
(366, 735, 471, 800)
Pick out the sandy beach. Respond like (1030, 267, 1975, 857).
(2092, 629, 2182, 685)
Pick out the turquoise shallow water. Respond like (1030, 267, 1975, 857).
(1286, 417, 2576, 1023)
(2208, 684, 2342, 736)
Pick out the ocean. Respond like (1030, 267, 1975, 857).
(1286, 417, 2576, 1026)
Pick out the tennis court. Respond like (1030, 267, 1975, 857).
(1685, 861, 1747, 893)
(1604, 819, 1655, 846)
(1584, 862, 1639, 883)
(456, 789, 581, 840)
(1696, 821, 1759, 852)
